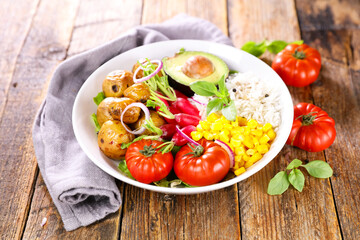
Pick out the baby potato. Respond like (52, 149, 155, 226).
(131, 110, 165, 135)
(123, 83, 151, 103)
(102, 70, 134, 97)
(132, 59, 163, 79)
(98, 120, 134, 160)
(97, 97, 141, 126)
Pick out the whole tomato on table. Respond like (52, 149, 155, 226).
(174, 139, 230, 186)
(286, 103, 336, 152)
(272, 44, 321, 87)
(125, 139, 173, 183)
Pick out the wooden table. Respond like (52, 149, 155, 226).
(1, 0, 359, 239)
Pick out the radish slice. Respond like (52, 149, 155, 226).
(214, 140, 235, 168)
(121, 102, 150, 135)
(191, 97, 206, 106)
(133, 60, 163, 83)
(175, 125, 200, 146)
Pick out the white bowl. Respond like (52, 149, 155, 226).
(72, 40, 293, 194)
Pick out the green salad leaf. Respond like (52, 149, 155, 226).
(93, 92, 105, 105)
(241, 39, 304, 57)
(91, 113, 101, 132)
(118, 160, 134, 179)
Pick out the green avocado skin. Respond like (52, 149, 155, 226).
(162, 51, 229, 86)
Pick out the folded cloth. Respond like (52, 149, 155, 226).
(32, 13, 233, 231)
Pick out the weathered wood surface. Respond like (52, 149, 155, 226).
(0, 0, 359, 239)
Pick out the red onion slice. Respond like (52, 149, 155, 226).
(214, 140, 235, 168)
(175, 125, 200, 146)
(120, 102, 150, 135)
(133, 60, 163, 83)
(191, 97, 206, 106)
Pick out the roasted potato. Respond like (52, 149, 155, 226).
(102, 70, 134, 97)
(123, 83, 151, 103)
(132, 59, 163, 79)
(97, 97, 141, 126)
(131, 110, 165, 135)
(98, 120, 134, 160)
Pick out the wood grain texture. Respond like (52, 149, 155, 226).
(120, 1, 241, 239)
(21, 0, 143, 238)
(142, 0, 228, 35)
(0, 0, 79, 239)
(299, 5, 360, 237)
(229, 0, 341, 239)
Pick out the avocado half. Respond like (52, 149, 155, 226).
(162, 51, 229, 86)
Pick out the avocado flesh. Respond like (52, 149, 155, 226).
(162, 51, 229, 86)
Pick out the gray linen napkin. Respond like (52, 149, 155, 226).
(32, 14, 233, 231)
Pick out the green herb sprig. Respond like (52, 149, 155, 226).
(189, 75, 237, 121)
(267, 159, 333, 195)
(241, 40, 304, 57)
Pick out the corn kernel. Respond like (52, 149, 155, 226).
(191, 131, 203, 141)
(257, 144, 269, 154)
(235, 155, 242, 162)
(200, 121, 210, 131)
(259, 134, 271, 144)
(196, 124, 203, 132)
(235, 146, 246, 156)
(211, 121, 223, 131)
(250, 153, 262, 162)
(238, 159, 245, 167)
(224, 124, 233, 131)
(230, 138, 242, 148)
(246, 148, 257, 156)
(237, 117, 248, 126)
(252, 137, 259, 147)
(251, 129, 263, 137)
(219, 133, 230, 143)
(243, 154, 251, 162)
(207, 113, 221, 122)
(220, 115, 230, 124)
(247, 119, 258, 129)
(244, 161, 254, 168)
(203, 132, 214, 140)
(231, 119, 239, 127)
(234, 167, 246, 176)
(263, 123, 273, 132)
(267, 129, 276, 141)
(257, 124, 263, 130)
(244, 126, 251, 135)
(243, 136, 254, 149)
(233, 161, 240, 170)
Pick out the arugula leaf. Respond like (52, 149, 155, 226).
(118, 160, 134, 179)
(93, 92, 105, 105)
(241, 41, 267, 57)
(286, 159, 303, 170)
(288, 169, 305, 192)
(302, 160, 333, 178)
(206, 98, 223, 116)
(153, 179, 183, 188)
(189, 81, 218, 96)
(267, 171, 290, 195)
(222, 100, 237, 122)
(91, 113, 101, 132)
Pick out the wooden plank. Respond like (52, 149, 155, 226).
(0, 0, 79, 239)
(299, 5, 360, 237)
(120, 1, 241, 239)
(296, 0, 360, 31)
(228, 0, 342, 239)
(0, 0, 40, 126)
(21, 0, 143, 238)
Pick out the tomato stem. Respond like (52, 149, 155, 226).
(183, 143, 204, 158)
(139, 144, 157, 157)
(297, 111, 318, 126)
(293, 49, 306, 60)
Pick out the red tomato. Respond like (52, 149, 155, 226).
(272, 44, 321, 87)
(174, 139, 230, 186)
(286, 103, 336, 152)
(125, 139, 173, 183)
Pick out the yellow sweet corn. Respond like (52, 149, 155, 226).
(235, 146, 246, 156)
(196, 124, 204, 132)
(211, 121, 223, 131)
(243, 136, 254, 149)
(203, 132, 214, 140)
(237, 117, 248, 126)
(207, 112, 221, 122)
(200, 121, 210, 131)
(234, 167, 246, 176)
(252, 136, 259, 147)
(267, 129, 276, 141)
(230, 138, 242, 148)
(251, 129, 263, 137)
(246, 148, 257, 156)
(247, 119, 258, 129)
(191, 131, 203, 141)
(250, 153, 262, 163)
(257, 144, 269, 154)
(219, 132, 230, 143)
(259, 134, 270, 144)
(224, 123, 233, 131)
(263, 123, 273, 132)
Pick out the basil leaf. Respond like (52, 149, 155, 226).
(206, 98, 223, 116)
(267, 171, 290, 195)
(288, 169, 305, 192)
(91, 113, 101, 132)
(118, 160, 134, 179)
(266, 40, 288, 54)
(290, 40, 304, 45)
(93, 92, 105, 105)
(229, 70, 239, 75)
(222, 100, 237, 121)
(302, 160, 333, 178)
(241, 41, 267, 57)
(218, 75, 228, 97)
(189, 81, 217, 96)
(286, 159, 303, 170)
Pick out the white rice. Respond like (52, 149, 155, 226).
(192, 72, 281, 131)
